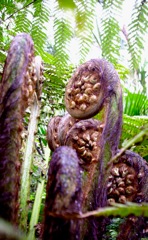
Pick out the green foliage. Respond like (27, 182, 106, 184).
(123, 89, 148, 116)
(31, 0, 50, 58)
(57, 0, 76, 10)
(75, 0, 97, 63)
(127, 0, 148, 70)
(81, 202, 148, 218)
(0, 0, 148, 238)
(53, 4, 73, 71)
(100, 0, 123, 64)
(121, 114, 148, 159)
(105, 218, 124, 240)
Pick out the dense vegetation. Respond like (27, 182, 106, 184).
(0, 0, 148, 239)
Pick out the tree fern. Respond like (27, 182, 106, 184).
(127, 0, 148, 70)
(100, 0, 124, 64)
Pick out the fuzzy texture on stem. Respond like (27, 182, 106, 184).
(0, 33, 35, 224)
(42, 146, 82, 240)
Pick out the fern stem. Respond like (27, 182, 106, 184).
(0, 33, 35, 225)
(19, 94, 40, 231)
(28, 146, 50, 240)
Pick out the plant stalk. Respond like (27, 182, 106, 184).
(20, 94, 40, 231)
(28, 146, 50, 240)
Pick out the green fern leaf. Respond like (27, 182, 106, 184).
(53, 3, 73, 73)
(100, 0, 124, 64)
(14, 8, 32, 33)
(123, 89, 148, 116)
(31, 0, 50, 60)
(75, 0, 97, 63)
(121, 114, 148, 158)
(57, 0, 76, 10)
(127, 0, 148, 70)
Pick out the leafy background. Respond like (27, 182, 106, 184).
(0, 0, 148, 239)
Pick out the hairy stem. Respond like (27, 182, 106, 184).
(65, 59, 123, 238)
(42, 146, 82, 240)
(0, 33, 35, 224)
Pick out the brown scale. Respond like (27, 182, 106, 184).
(64, 119, 102, 168)
(47, 116, 62, 151)
(65, 59, 105, 119)
(34, 56, 44, 100)
(42, 146, 82, 240)
(107, 150, 148, 205)
(22, 57, 37, 108)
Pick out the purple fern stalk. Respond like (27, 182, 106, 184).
(0, 33, 35, 224)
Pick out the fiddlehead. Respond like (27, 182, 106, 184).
(58, 113, 79, 146)
(42, 146, 82, 240)
(47, 116, 62, 151)
(107, 150, 148, 205)
(65, 119, 101, 167)
(65, 59, 122, 238)
(47, 113, 79, 151)
(46, 59, 123, 239)
(0, 33, 36, 224)
(107, 150, 148, 240)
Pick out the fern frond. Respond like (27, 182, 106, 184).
(0, 1, 18, 56)
(14, 7, 32, 34)
(100, 0, 124, 64)
(53, 2, 73, 72)
(31, 0, 50, 59)
(56, 0, 76, 10)
(75, 0, 97, 63)
(121, 114, 148, 158)
(127, 0, 148, 70)
(41, 64, 74, 123)
(123, 89, 148, 116)
(115, 63, 130, 80)
(0, 0, 16, 16)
